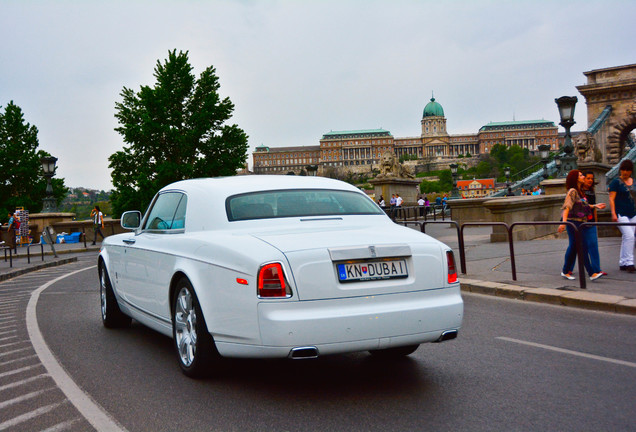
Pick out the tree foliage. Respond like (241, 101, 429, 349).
(0, 101, 66, 220)
(416, 144, 539, 194)
(109, 50, 249, 217)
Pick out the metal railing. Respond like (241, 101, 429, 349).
(396, 218, 636, 290)
(384, 205, 450, 223)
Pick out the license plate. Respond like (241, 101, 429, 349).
(337, 259, 408, 282)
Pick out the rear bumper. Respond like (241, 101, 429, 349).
(214, 286, 463, 358)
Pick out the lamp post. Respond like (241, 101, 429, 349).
(40, 155, 58, 213)
(555, 96, 578, 173)
(449, 163, 459, 199)
(554, 156, 562, 177)
(538, 144, 551, 181)
(504, 165, 511, 187)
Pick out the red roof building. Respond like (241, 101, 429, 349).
(456, 178, 495, 198)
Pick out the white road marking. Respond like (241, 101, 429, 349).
(0, 400, 68, 430)
(27, 265, 129, 432)
(0, 353, 38, 367)
(0, 363, 42, 378)
(497, 337, 636, 368)
(40, 418, 82, 432)
(0, 388, 54, 409)
(0, 374, 49, 391)
(0, 346, 29, 357)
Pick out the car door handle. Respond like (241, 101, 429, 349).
(123, 238, 136, 245)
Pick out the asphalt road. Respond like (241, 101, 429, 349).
(3, 258, 636, 431)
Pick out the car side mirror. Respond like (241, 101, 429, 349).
(121, 211, 142, 230)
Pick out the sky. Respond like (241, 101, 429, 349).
(2, 0, 635, 191)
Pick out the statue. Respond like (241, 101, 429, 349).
(376, 151, 415, 179)
(574, 132, 601, 163)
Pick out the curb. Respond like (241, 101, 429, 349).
(460, 279, 636, 316)
(0, 257, 79, 282)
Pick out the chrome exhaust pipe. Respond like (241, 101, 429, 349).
(435, 330, 458, 343)
(289, 346, 319, 359)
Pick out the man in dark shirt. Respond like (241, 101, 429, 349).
(582, 171, 607, 276)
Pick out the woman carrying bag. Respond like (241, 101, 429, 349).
(557, 169, 605, 281)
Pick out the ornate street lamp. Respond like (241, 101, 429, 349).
(538, 144, 551, 181)
(555, 96, 578, 173)
(40, 155, 58, 213)
(449, 163, 459, 199)
(554, 156, 562, 177)
(504, 165, 511, 188)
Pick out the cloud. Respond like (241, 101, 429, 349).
(1, 0, 634, 190)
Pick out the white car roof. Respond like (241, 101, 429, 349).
(157, 176, 372, 231)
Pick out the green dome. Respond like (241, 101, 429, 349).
(423, 97, 444, 117)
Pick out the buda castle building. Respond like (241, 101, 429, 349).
(252, 97, 562, 175)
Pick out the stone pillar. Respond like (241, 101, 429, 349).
(445, 197, 492, 226)
(541, 178, 566, 196)
(369, 178, 421, 206)
(483, 195, 566, 242)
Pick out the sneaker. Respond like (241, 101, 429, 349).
(620, 266, 628, 271)
(561, 272, 575, 280)
(601, 271, 608, 276)
(590, 273, 603, 281)
(627, 265, 636, 273)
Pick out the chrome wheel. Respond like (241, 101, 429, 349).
(100, 269, 107, 321)
(98, 261, 131, 328)
(171, 278, 218, 377)
(174, 287, 197, 367)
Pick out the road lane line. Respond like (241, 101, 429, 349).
(27, 264, 129, 432)
(497, 337, 636, 368)
(0, 374, 49, 391)
(0, 329, 18, 336)
(0, 400, 68, 430)
(0, 388, 54, 409)
(41, 418, 82, 432)
(0, 363, 42, 378)
(0, 354, 38, 367)
(0, 346, 29, 357)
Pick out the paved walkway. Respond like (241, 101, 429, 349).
(1, 228, 635, 315)
(0, 241, 100, 281)
(423, 223, 635, 315)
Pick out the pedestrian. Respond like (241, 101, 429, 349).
(395, 193, 403, 207)
(608, 160, 636, 273)
(389, 194, 396, 210)
(424, 196, 430, 215)
(4, 210, 20, 249)
(91, 205, 105, 245)
(506, 187, 515, 196)
(417, 195, 425, 217)
(557, 169, 604, 281)
(378, 195, 385, 208)
(581, 171, 607, 276)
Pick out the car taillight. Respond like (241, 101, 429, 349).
(446, 251, 458, 284)
(257, 263, 290, 298)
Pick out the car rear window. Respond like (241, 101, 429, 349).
(226, 189, 383, 221)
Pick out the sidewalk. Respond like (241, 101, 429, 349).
(0, 241, 100, 281)
(423, 223, 636, 315)
(1, 230, 635, 315)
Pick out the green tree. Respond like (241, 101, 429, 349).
(109, 50, 249, 217)
(0, 101, 66, 220)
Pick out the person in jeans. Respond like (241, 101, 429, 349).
(557, 170, 605, 281)
(582, 171, 607, 276)
(608, 159, 636, 273)
(91, 205, 105, 245)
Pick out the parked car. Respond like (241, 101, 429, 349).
(98, 176, 463, 377)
